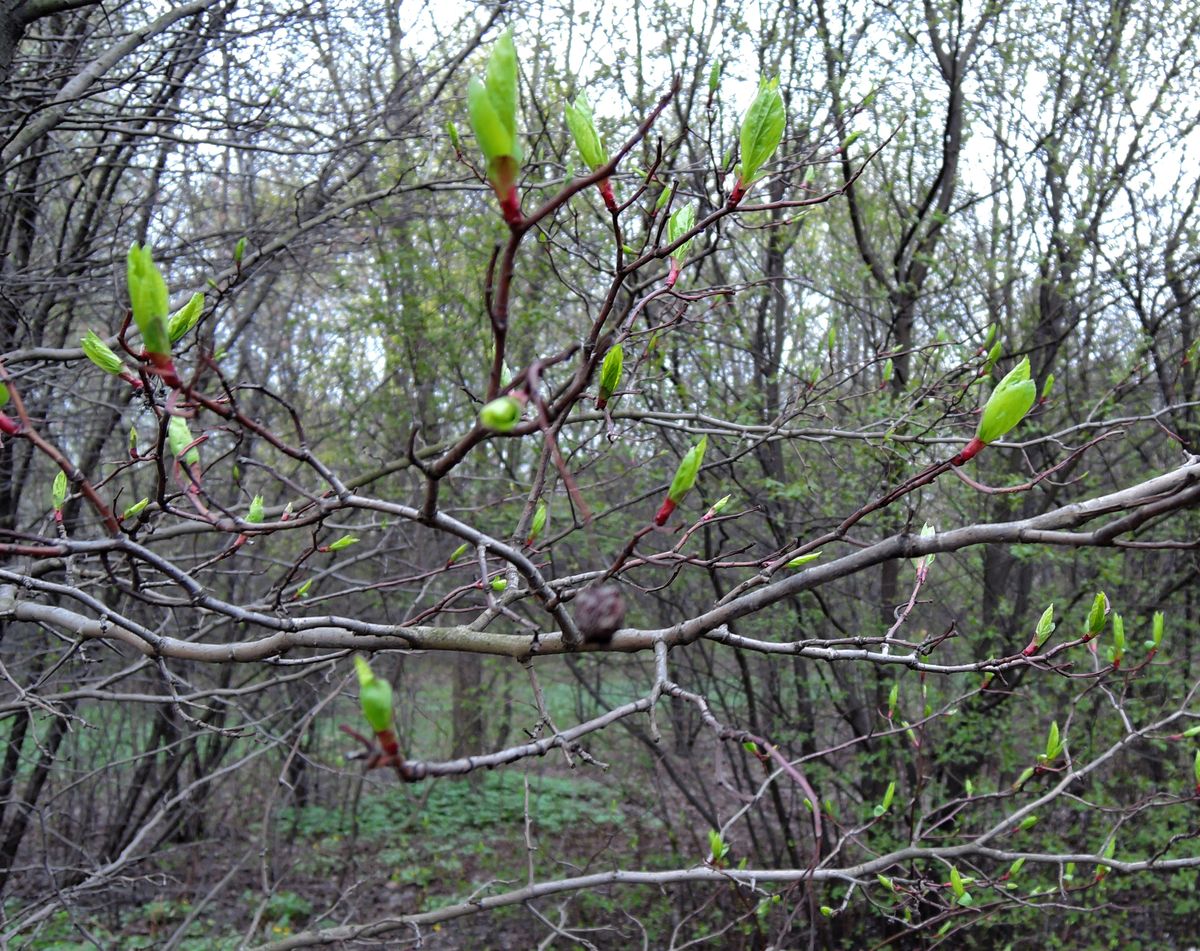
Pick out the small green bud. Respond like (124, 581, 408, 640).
(490, 577, 508, 592)
(1035, 603, 1056, 646)
(234, 237, 246, 264)
(1151, 611, 1164, 648)
(168, 293, 205, 343)
(667, 436, 707, 505)
(949, 865, 966, 899)
(881, 357, 893, 383)
(841, 130, 862, 151)
(786, 550, 822, 569)
(1018, 814, 1039, 831)
(167, 416, 200, 466)
(467, 29, 522, 185)
(247, 495, 264, 524)
(877, 874, 894, 892)
(912, 522, 936, 574)
(122, 498, 149, 520)
(887, 682, 899, 716)
(1008, 856, 1025, 878)
(296, 578, 312, 598)
(655, 181, 675, 211)
(479, 396, 522, 432)
(873, 780, 896, 817)
(598, 344, 624, 404)
(81, 331, 128, 376)
(964, 778, 974, 797)
(0, 383, 8, 407)
(448, 542, 470, 564)
(707, 829, 729, 862)
(447, 120, 461, 151)
(983, 340, 1002, 371)
(819, 905, 834, 918)
(51, 470, 67, 511)
(705, 494, 732, 518)
(707, 60, 721, 94)
(1044, 721, 1062, 762)
(977, 356, 1036, 444)
(527, 499, 547, 544)
(564, 92, 607, 170)
(327, 534, 359, 552)
(353, 655, 393, 733)
(1041, 372, 1055, 400)
(127, 243, 171, 357)
(129, 425, 138, 452)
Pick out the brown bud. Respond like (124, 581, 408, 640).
(573, 584, 625, 644)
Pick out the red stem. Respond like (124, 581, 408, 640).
(598, 178, 616, 212)
(951, 435, 986, 466)
(654, 497, 677, 526)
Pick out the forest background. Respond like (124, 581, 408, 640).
(1, 0, 1199, 947)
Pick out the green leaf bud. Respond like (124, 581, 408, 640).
(1041, 372, 1055, 400)
(468, 29, 522, 182)
(168, 293, 204, 343)
(527, 499, 547, 544)
(234, 237, 246, 264)
(167, 416, 200, 466)
(977, 356, 1036, 444)
(882, 357, 893, 383)
(127, 243, 171, 357)
(81, 331, 128, 376)
(479, 396, 522, 432)
(51, 470, 67, 511)
(565, 93, 607, 170)
(490, 577, 508, 592)
(667, 436, 707, 505)
(1018, 814, 1039, 831)
(786, 550, 822, 569)
(353, 655, 394, 734)
(598, 343, 624, 404)
(1044, 721, 1062, 762)
(122, 498, 149, 520)
(0, 383, 8, 407)
(247, 495, 264, 524)
(448, 542, 470, 565)
(1085, 592, 1108, 639)
(841, 130, 862, 151)
(655, 181, 675, 211)
(296, 578, 312, 598)
(708, 60, 721, 94)
(1151, 611, 1164, 648)
(327, 534, 359, 552)
(446, 120, 461, 151)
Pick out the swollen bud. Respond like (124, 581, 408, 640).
(564, 93, 607, 170)
(1084, 592, 1109, 641)
(122, 498, 149, 520)
(597, 344, 624, 408)
(655, 435, 707, 525)
(479, 396, 522, 432)
(247, 495, 264, 524)
(51, 470, 67, 512)
(327, 534, 359, 552)
(167, 416, 200, 466)
(353, 655, 394, 734)
(467, 30, 523, 222)
(526, 499, 547, 546)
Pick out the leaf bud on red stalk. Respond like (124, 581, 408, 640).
(467, 30, 523, 225)
(127, 243, 181, 388)
(1082, 591, 1108, 642)
(655, 435, 706, 525)
(702, 494, 731, 520)
(82, 330, 141, 389)
(564, 93, 616, 211)
(168, 292, 204, 343)
(51, 470, 67, 523)
(446, 542, 470, 566)
(1108, 613, 1125, 669)
(730, 78, 785, 206)
(353, 656, 399, 764)
(1022, 603, 1055, 656)
(953, 356, 1036, 465)
(167, 416, 200, 467)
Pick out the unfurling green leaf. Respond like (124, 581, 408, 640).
(247, 495, 264, 524)
(977, 356, 1036, 444)
(479, 396, 522, 432)
(447, 542, 470, 565)
(353, 655, 394, 733)
(296, 578, 312, 598)
(168, 293, 205, 343)
(565, 93, 607, 170)
(327, 534, 359, 552)
(81, 331, 127, 376)
(1085, 592, 1109, 638)
(1035, 603, 1055, 646)
(127, 243, 171, 357)
(737, 78, 786, 185)
(881, 357, 893, 383)
(51, 470, 67, 511)
(167, 416, 200, 466)
(667, 436, 707, 505)
(655, 181, 675, 211)
(1044, 721, 1062, 762)
(668, 203, 696, 263)
(708, 60, 721, 93)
